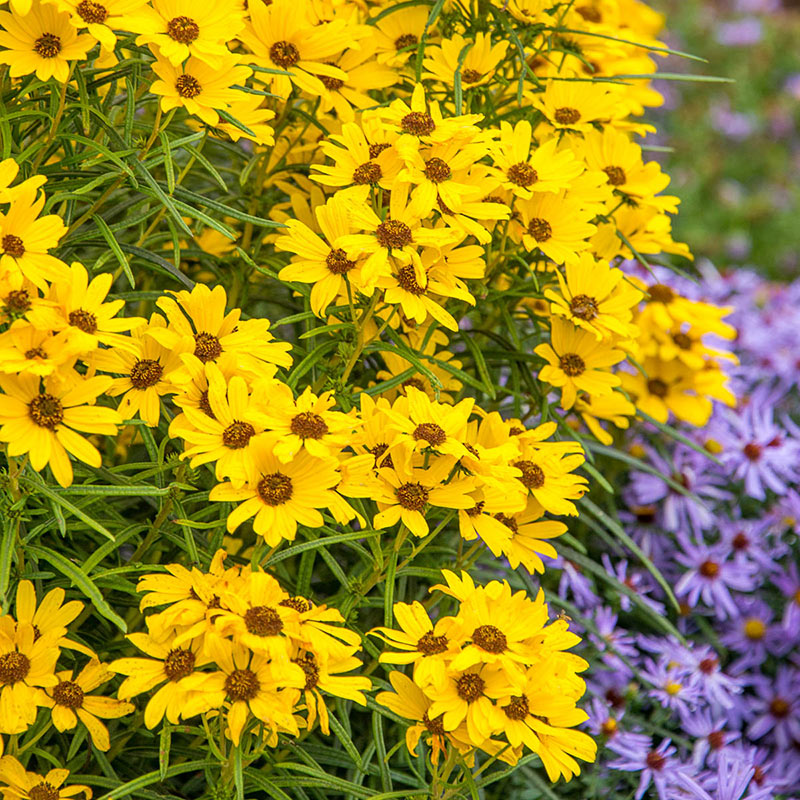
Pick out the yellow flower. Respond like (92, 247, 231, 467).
(372, 5, 431, 67)
(52, 0, 150, 51)
(373, 458, 476, 537)
(109, 627, 208, 729)
(490, 121, 584, 199)
(516, 192, 596, 265)
(0, 187, 67, 290)
(0, 322, 82, 377)
(12, 579, 83, 647)
(574, 391, 636, 445)
(169, 364, 271, 481)
(510, 441, 587, 517)
(545, 253, 643, 340)
(41, 660, 134, 751)
(535, 318, 625, 409)
(0, 0, 93, 82)
(0, 757, 91, 800)
(0, 373, 121, 487)
(531, 80, 616, 132)
(0, 618, 58, 735)
(423, 32, 508, 90)
(259, 385, 358, 464)
(0, 158, 46, 204)
(494, 498, 567, 575)
(130, 0, 244, 68)
(151, 54, 253, 127)
(213, 92, 275, 147)
(180, 639, 304, 745)
(240, 0, 356, 99)
(27, 261, 146, 353)
(151, 284, 292, 379)
(210, 434, 342, 545)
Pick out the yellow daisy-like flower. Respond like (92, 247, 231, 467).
(491, 121, 584, 200)
(214, 92, 275, 146)
(573, 391, 636, 446)
(151, 284, 292, 379)
(510, 442, 588, 517)
(41, 660, 134, 751)
(276, 194, 369, 317)
(372, 5, 431, 67)
(240, 0, 356, 99)
(493, 498, 567, 575)
(0, 373, 121, 487)
(545, 253, 643, 341)
(259, 385, 358, 464)
(0, 187, 67, 290)
(516, 192, 596, 265)
(51, 0, 150, 51)
(180, 639, 304, 745)
(373, 458, 476, 537)
(12, 579, 83, 647)
(0, 618, 59, 735)
(370, 601, 464, 687)
(535, 318, 625, 410)
(210, 434, 342, 545)
(0, 0, 93, 82)
(150, 54, 252, 127)
(109, 628, 208, 729)
(27, 261, 146, 353)
(423, 32, 508, 90)
(530, 80, 616, 132)
(130, 0, 244, 68)
(0, 757, 91, 800)
(0, 322, 81, 377)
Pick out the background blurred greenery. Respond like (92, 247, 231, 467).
(654, 0, 800, 278)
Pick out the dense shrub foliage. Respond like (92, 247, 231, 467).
(0, 0, 795, 799)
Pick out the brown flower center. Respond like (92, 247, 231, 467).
(376, 219, 413, 249)
(603, 165, 626, 186)
(769, 698, 790, 718)
(279, 596, 311, 613)
(412, 422, 446, 447)
(699, 657, 718, 674)
(326, 248, 355, 274)
(494, 512, 518, 533)
(699, 560, 719, 578)
(369, 442, 394, 469)
(29, 393, 64, 430)
(222, 420, 256, 449)
(672, 332, 693, 350)
(422, 711, 446, 734)
(559, 352, 586, 377)
(455, 673, 485, 702)
(25, 347, 47, 360)
(294, 653, 319, 690)
(472, 624, 507, 653)
(416, 631, 449, 655)
(257, 472, 293, 505)
(290, 411, 328, 439)
(0, 651, 30, 684)
(163, 648, 196, 680)
(576, 5, 602, 21)
(513, 460, 545, 490)
(394, 33, 418, 51)
(424, 157, 451, 183)
(352, 161, 382, 185)
(369, 143, 391, 159)
(569, 293, 598, 320)
(396, 481, 429, 511)
(270, 40, 300, 68)
(225, 668, 260, 701)
(34, 33, 61, 58)
(2, 234, 25, 258)
(554, 107, 581, 125)
(645, 751, 666, 771)
(401, 111, 435, 137)
(648, 283, 675, 304)
(395, 264, 425, 296)
(194, 331, 222, 362)
(647, 378, 668, 398)
(402, 377, 425, 392)
(244, 605, 283, 636)
(176, 74, 202, 98)
(77, 0, 108, 22)
(52, 680, 85, 709)
(503, 694, 530, 720)
(167, 15, 199, 43)
(69, 308, 98, 334)
(130, 358, 163, 389)
(462, 68, 482, 84)
(29, 783, 59, 800)
(507, 162, 538, 188)
(527, 217, 552, 242)
(743, 443, 762, 461)
(4, 288, 31, 315)
(199, 389, 216, 418)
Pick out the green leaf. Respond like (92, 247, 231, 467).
(93, 215, 134, 288)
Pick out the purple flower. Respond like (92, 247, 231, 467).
(680, 708, 740, 770)
(584, 696, 625, 739)
(746, 667, 800, 748)
(772, 563, 800, 632)
(674, 535, 759, 620)
(640, 655, 700, 717)
(607, 736, 680, 800)
(675, 750, 774, 800)
(553, 555, 599, 609)
(719, 517, 787, 575)
(601, 554, 666, 614)
(721, 598, 791, 672)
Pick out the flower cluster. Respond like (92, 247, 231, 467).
(374, 571, 596, 781)
(110, 550, 370, 745)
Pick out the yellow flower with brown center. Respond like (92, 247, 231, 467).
(530, 80, 616, 133)
(0, 0, 93, 82)
(0, 372, 121, 487)
(0, 321, 82, 378)
(55, 0, 150, 51)
(423, 32, 508, 90)
(0, 757, 91, 800)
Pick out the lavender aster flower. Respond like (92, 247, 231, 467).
(607, 736, 680, 800)
(675, 750, 774, 800)
(640, 655, 700, 717)
(747, 667, 800, 749)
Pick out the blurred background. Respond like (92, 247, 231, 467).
(653, 0, 800, 278)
